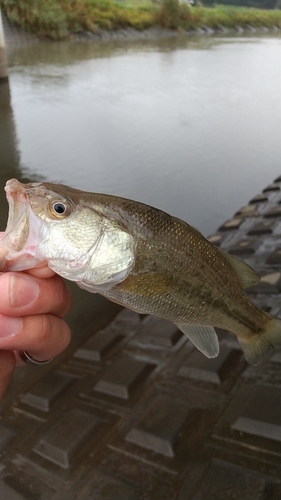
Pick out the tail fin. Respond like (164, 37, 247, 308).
(238, 313, 281, 365)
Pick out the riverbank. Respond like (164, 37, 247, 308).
(1, 0, 281, 40)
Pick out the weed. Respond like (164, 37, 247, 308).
(1, 0, 281, 38)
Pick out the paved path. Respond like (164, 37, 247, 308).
(1, 178, 281, 499)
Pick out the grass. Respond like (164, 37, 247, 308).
(1, 0, 281, 39)
(0, 0, 157, 38)
(200, 5, 281, 29)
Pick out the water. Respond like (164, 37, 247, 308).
(1, 34, 281, 238)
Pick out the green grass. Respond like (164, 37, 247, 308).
(1, 0, 281, 39)
(200, 5, 281, 29)
(0, 0, 157, 38)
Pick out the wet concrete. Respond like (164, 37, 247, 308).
(0, 178, 281, 499)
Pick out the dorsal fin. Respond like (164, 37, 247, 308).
(220, 250, 260, 288)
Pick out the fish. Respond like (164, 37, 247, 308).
(1, 178, 281, 365)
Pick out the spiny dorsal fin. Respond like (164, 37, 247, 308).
(220, 250, 260, 289)
(175, 323, 219, 358)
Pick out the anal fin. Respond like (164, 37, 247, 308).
(176, 323, 219, 358)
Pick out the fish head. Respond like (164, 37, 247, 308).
(1, 179, 135, 289)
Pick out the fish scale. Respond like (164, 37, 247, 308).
(1, 178, 281, 365)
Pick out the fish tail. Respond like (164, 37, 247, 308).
(238, 313, 281, 365)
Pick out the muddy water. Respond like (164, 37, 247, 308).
(2, 35, 281, 236)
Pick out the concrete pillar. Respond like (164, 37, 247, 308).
(0, 80, 21, 228)
(0, 8, 8, 81)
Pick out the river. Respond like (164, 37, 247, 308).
(1, 34, 281, 237)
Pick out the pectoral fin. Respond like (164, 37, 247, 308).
(116, 272, 175, 296)
(175, 323, 219, 358)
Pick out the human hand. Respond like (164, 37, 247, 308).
(0, 232, 73, 400)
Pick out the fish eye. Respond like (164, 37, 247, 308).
(50, 201, 69, 218)
(53, 202, 66, 214)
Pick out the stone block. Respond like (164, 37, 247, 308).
(94, 356, 155, 399)
(218, 218, 243, 231)
(178, 346, 240, 385)
(74, 331, 123, 362)
(247, 219, 275, 235)
(19, 371, 76, 412)
(125, 397, 190, 457)
(136, 317, 182, 348)
(231, 385, 281, 442)
(33, 409, 99, 468)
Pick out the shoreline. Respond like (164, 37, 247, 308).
(2, 4, 281, 44)
(74, 23, 281, 42)
(3, 12, 281, 46)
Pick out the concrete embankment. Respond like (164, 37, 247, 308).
(1, 178, 281, 498)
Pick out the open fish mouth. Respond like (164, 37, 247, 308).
(3, 179, 30, 252)
(1, 179, 44, 270)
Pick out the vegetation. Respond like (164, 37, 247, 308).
(1, 0, 281, 39)
(0, 0, 157, 38)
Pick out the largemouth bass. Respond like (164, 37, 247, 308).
(1, 178, 281, 365)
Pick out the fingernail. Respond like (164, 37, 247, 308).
(0, 313, 23, 337)
(9, 274, 40, 308)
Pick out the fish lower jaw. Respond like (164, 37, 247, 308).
(4, 256, 45, 271)
(2, 245, 43, 271)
